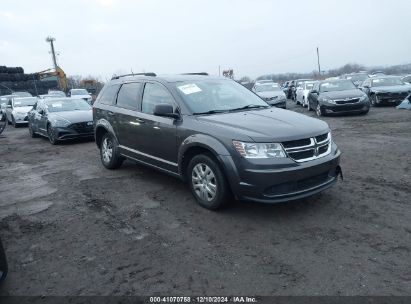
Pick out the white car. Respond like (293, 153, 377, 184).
(3, 97, 37, 127)
(295, 81, 316, 107)
(68, 89, 92, 103)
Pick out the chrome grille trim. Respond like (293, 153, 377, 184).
(282, 132, 332, 163)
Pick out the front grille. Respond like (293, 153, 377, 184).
(282, 138, 312, 149)
(69, 122, 93, 134)
(282, 132, 331, 163)
(378, 92, 408, 99)
(334, 98, 359, 105)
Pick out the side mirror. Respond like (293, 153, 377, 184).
(153, 104, 179, 119)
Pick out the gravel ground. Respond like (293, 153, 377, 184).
(0, 101, 410, 296)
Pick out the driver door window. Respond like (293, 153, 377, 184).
(142, 83, 175, 114)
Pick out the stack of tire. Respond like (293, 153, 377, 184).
(0, 66, 58, 96)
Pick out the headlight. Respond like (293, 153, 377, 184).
(359, 95, 368, 101)
(320, 97, 334, 104)
(51, 118, 71, 127)
(233, 141, 286, 158)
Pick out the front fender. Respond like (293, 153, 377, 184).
(94, 118, 118, 147)
(178, 134, 231, 170)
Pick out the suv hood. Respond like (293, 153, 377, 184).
(50, 110, 92, 124)
(371, 85, 411, 93)
(196, 108, 329, 142)
(321, 89, 365, 100)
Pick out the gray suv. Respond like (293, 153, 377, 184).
(93, 74, 342, 210)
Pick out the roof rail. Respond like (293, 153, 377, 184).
(111, 72, 156, 80)
(181, 72, 209, 76)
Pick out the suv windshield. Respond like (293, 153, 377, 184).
(46, 99, 91, 112)
(175, 80, 269, 114)
(255, 84, 281, 92)
(320, 80, 356, 92)
(13, 97, 37, 107)
(372, 77, 405, 87)
(71, 89, 89, 95)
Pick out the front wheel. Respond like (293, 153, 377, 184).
(187, 154, 231, 210)
(47, 124, 58, 145)
(100, 133, 123, 169)
(316, 103, 323, 116)
(28, 122, 38, 138)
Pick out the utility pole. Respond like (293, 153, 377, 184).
(218, 65, 221, 76)
(316, 47, 321, 76)
(46, 36, 58, 70)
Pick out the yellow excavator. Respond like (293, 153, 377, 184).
(37, 66, 68, 92)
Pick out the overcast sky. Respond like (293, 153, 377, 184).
(1, 0, 410, 80)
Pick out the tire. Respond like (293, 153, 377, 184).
(316, 103, 323, 117)
(360, 110, 369, 115)
(187, 154, 231, 210)
(47, 124, 58, 145)
(11, 116, 17, 128)
(28, 122, 38, 138)
(100, 133, 123, 169)
(307, 100, 312, 111)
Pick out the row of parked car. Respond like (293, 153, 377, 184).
(254, 73, 411, 116)
(0, 88, 93, 128)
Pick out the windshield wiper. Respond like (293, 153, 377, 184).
(229, 104, 269, 111)
(192, 109, 229, 115)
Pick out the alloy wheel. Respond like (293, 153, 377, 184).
(316, 104, 322, 116)
(47, 125, 57, 144)
(102, 137, 113, 164)
(191, 163, 217, 202)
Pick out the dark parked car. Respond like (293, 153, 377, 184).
(28, 98, 93, 144)
(286, 80, 296, 99)
(360, 76, 411, 106)
(0, 238, 7, 283)
(252, 82, 287, 108)
(308, 79, 370, 116)
(93, 74, 342, 210)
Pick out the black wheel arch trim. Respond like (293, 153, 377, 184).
(94, 118, 118, 148)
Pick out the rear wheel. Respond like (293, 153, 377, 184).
(187, 154, 231, 210)
(100, 133, 123, 169)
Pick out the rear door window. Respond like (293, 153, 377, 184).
(116, 82, 142, 111)
(98, 84, 120, 105)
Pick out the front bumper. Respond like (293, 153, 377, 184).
(53, 126, 94, 140)
(219, 143, 341, 203)
(14, 114, 29, 124)
(374, 92, 409, 105)
(320, 100, 370, 115)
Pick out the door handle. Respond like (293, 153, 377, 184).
(107, 111, 115, 116)
(135, 118, 145, 123)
